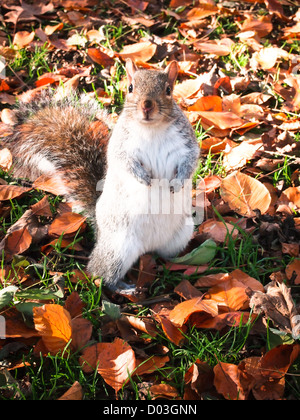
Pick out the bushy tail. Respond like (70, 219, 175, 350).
(1, 90, 110, 218)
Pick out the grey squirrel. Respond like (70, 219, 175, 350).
(2, 60, 200, 294)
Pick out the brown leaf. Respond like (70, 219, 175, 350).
(285, 259, 300, 285)
(4, 226, 32, 258)
(248, 281, 300, 338)
(30, 195, 52, 217)
(155, 313, 186, 345)
(0, 184, 32, 201)
(214, 362, 248, 400)
(220, 171, 271, 217)
(150, 384, 179, 399)
(57, 381, 83, 400)
(71, 318, 93, 352)
(135, 354, 169, 376)
(198, 219, 239, 244)
(33, 174, 69, 196)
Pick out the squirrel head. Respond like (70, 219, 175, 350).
(124, 59, 178, 125)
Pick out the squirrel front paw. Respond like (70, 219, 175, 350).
(170, 178, 184, 193)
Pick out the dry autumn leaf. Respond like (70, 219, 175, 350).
(4, 226, 32, 258)
(169, 296, 219, 328)
(57, 381, 83, 401)
(97, 338, 136, 393)
(33, 304, 73, 355)
(117, 41, 156, 63)
(248, 281, 300, 338)
(0, 148, 12, 171)
(0, 184, 32, 201)
(13, 30, 35, 48)
(48, 212, 86, 236)
(220, 171, 271, 217)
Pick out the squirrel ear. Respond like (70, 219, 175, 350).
(165, 61, 178, 87)
(126, 59, 138, 84)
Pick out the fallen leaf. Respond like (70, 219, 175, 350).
(117, 41, 156, 63)
(33, 174, 69, 196)
(286, 259, 300, 285)
(1, 108, 17, 125)
(13, 31, 35, 48)
(4, 226, 32, 258)
(57, 381, 83, 400)
(48, 212, 86, 237)
(188, 95, 222, 112)
(220, 171, 271, 217)
(0, 148, 12, 171)
(30, 195, 52, 217)
(87, 47, 115, 67)
(150, 383, 179, 399)
(0, 184, 32, 201)
(214, 362, 248, 400)
(248, 281, 300, 338)
(198, 219, 239, 244)
(96, 338, 136, 393)
(194, 38, 234, 56)
(33, 304, 73, 355)
(169, 296, 219, 327)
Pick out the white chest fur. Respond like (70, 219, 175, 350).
(124, 121, 188, 181)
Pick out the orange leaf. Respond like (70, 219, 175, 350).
(48, 212, 86, 236)
(188, 96, 222, 112)
(97, 338, 136, 393)
(169, 297, 218, 327)
(220, 171, 271, 217)
(135, 355, 170, 376)
(196, 111, 244, 130)
(205, 278, 249, 311)
(33, 304, 72, 355)
(156, 313, 186, 345)
(87, 47, 115, 67)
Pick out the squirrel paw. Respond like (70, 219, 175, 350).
(109, 280, 137, 295)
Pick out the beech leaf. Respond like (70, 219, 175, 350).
(220, 171, 271, 217)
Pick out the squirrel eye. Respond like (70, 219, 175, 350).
(166, 85, 171, 96)
(128, 84, 133, 93)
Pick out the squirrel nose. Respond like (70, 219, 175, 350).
(142, 99, 154, 113)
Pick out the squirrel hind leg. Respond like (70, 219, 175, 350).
(87, 238, 141, 295)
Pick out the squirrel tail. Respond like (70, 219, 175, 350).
(2, 90, 110, 219)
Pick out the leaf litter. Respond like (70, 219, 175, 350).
(0, 0, 300, 401)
